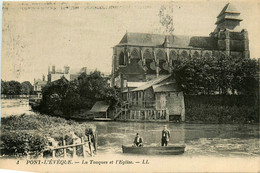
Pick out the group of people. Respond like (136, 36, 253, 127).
(45, 128, 97, 157)
(133, 125, 170, 147)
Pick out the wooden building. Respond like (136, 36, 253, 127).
(116, 75, 185, 122)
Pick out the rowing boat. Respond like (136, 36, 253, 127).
(122, 145, 185, 155)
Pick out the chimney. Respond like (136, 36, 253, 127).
(52, 65, 56, 73)
(42, 75, 45, 81)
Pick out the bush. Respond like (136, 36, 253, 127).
(1, 113, 95, 157)
(1, 131, 47, 157)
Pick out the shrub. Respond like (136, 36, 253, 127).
(1, 113, 95, 157)
(1, 131, 48, 157)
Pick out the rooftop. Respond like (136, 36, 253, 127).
(116, 32, 218, 50)
(131, 74, 172, 92)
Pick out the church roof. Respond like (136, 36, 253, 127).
(117, 32, 217, 50)
(217, 3, 240, 18)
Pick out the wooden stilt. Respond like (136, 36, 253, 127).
(81, 137, 86, 158)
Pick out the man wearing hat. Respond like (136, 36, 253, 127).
(161, 125, 170, 146)
(134, 133, 143, 147)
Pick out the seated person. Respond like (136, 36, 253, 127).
(133, 133, 143, 147)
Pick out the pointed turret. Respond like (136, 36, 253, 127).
(215, 3, 242, 31)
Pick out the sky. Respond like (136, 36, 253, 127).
(1, 0, 260, 83)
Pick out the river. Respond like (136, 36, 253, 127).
(1, 99, 259, 158)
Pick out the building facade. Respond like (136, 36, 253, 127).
(47, 65, 87, 83)
(111, 3, 249, 89)
(111, 3, 249, 122)
(33, 75, 47, 98)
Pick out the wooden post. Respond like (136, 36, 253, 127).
(73, 140, 76, 158)
(95, 133, 98, 153)
(63, 139, 67, 158)
(124, 104, 127, 120)
(81, 137, 86, 158)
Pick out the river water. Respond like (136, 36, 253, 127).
(1, 99, 259, 157)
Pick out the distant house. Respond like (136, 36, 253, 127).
(47, 65, 87, 83)
(33, 75, 47, 98)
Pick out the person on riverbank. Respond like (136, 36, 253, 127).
(161, 125, 170, 146)
(134, 133, 143, 147)
(85, 128, 97, 155)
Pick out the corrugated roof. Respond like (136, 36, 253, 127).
(90, 101, 110, 112)
(153, 83, 179, 92)
(130, 74, 172, 92)
(127, 82, 146, 88)
(117, 32, 218, 50)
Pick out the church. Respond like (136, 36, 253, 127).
(111, 3, 249, 122)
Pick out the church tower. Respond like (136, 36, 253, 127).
(215, 3, 243, 31)
(211, 3, 249, 59)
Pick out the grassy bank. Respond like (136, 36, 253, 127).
(185, 95, 259, 124)
(0, 113, 95, 157)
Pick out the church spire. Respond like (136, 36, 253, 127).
(215, 3, 242, 31)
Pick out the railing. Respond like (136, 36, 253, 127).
(41, 135, 97, 158)
(128, 101, 156, 108)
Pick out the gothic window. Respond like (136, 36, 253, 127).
(157, 49, 168, 74)
(119, 52, 126, 66)
(143, 49, 153, 59)
(144, 49, 156, 74)
(192, 51, 199, 59)
(170, 51, 177, 61)
(131, 48, 139, 59)
(156, 49, 165, 60)
(180, 50, 188, 60)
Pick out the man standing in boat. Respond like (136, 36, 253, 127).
(134, 133, 143, 147)
(161, 125, 170, 146)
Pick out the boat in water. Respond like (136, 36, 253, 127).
(122, 144, 185, 155)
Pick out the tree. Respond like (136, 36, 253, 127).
(38, 71, 119, 117)
(40, 77, 69, 115)
(157, 4, 174, 34)
(21, 81, 33, 95)
(171, 54, 259, 95)
(3, 81, 22, 95)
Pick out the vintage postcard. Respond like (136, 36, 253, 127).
(0, 0, 259, 172)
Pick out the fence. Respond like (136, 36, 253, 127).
(1, 95, 38, 99)
(26, 134, 98, 159)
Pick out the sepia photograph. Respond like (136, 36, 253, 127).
(0, 0, 259, 172)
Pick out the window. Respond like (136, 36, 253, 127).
(119, 52, 125, 65)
